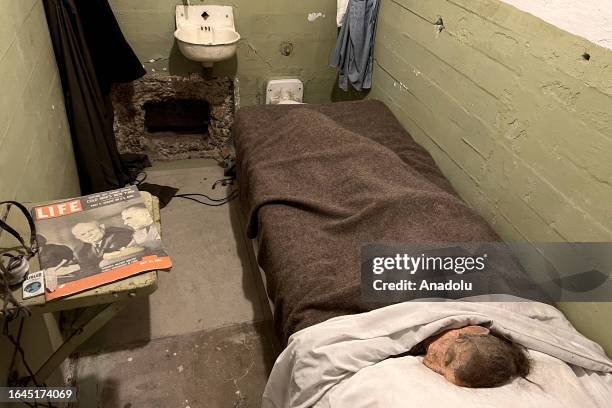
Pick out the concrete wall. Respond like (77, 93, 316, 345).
(499, 0, 612, 50)
(0, 1, 80, 202)
(109, 0, 348, 106)
(369, 0, 612, 353)
(0, 0, 80, 385)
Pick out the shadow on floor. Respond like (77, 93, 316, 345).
(75, 296, 153, 354)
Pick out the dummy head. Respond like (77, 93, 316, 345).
(422, 325, 531, 388)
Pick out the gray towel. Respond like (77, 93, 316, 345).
(330, 0, 381, 91)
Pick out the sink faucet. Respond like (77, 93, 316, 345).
(182, 0, 190, 19)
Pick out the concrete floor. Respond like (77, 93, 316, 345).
(73, 159, 277, 408)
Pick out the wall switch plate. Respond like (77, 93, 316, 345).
(266, 79, 303, 104)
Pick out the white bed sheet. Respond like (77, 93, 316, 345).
(263, 297, 612, 408)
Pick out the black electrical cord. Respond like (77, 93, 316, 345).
(1, 255, 55, 408)
(133, 171, 147, 186)
(132, 171, 237, 206)
(175, 190, 237, 202)
(212, 177, 234, 190)
(0, 263, 24, 321)
(3, 329, 39, 387)
(0, 303, 56, 408)
(173, 176, 238, 207)
(175, 190, 238, 207)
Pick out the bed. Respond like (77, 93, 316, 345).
(233, 100, 612, 407)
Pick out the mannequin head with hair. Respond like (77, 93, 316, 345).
(422, 325, 531, 388)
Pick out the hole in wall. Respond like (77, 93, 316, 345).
(280, 41, 294, 57)
(582, 52, 591, 61)
(434, 16, 445, 34)
(113, 75, 234, 161)
(144, 99, 210, 134)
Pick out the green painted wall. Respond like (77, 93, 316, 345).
(369, 0, 612, 354)
(0, 0, 80, 386)
(109, 0, 355, 106)
(0, 1, 80, 202)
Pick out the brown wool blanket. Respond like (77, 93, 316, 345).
(234, 100, 502, 344)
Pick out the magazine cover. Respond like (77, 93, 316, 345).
(32, 186, 172, 301)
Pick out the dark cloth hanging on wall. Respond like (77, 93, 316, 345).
(43, 0, 146, 194)
(72, 0, 146, 94)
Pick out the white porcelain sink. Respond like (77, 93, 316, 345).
(174, 5, 240, 68)
(174, 27, 240, 67)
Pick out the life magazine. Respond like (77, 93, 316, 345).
(32, 186, 172, 301)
